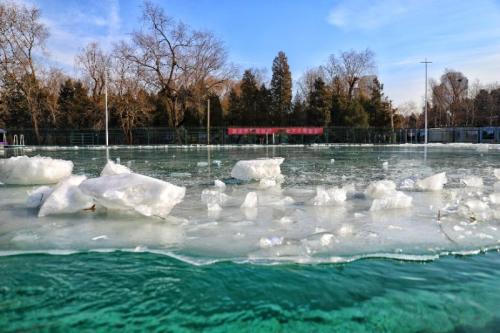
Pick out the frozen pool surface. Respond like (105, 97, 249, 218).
(1, 145, 500, 264)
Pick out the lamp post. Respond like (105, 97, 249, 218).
(420, 59, 432, 144)
(104, 70, 109, 160)
(207, 97, 210, 145)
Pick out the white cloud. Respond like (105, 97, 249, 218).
(38, 0, 124, 74)
(326, 0, 414, 30)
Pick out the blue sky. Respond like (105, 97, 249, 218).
(31, 0, 500, 108)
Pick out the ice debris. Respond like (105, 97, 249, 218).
(38, 175, 93, 217)
(489, 193, 500, 205)
(365, 180, 396, 199)
(214, 179, 226, 191)
(201, 189, 229, 208)
(259, 236, 284, 249)
(494, 169, 500, 179)
(312, 186, 346, 206)
(370, 191, 413, 211)
(0, 156, 73, 185)
(259, 178, 277, 189)
(241, 192, 258, 208)
(415, 172, 447, 191)
(100, 160, 132, 176)
(461, 176, 483, 187)
(79, 173, 185, 218)
(26, 186, 53, 208)
(382, 161, 389, 170)
(365, 180, 412, 211)
(230, 158, 284, 181)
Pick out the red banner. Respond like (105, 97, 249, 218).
(228, 127, 323, 135)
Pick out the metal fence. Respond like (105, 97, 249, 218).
(4, 127, 500, 146)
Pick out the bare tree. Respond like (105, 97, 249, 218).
(431, 69, 468, 127)
(118, 1, 232, 135)
(324, 49, 375, 101)
(297, 67, 326, 102)
(41, 67, 68, 126)
(76, 42, 111, 102)
(0, 2, 48, 142)
(109, 50, 153, 143)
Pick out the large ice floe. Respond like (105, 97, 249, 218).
(79, 172, 185, 218)
(24, 160, 185, 219)
(365, 180, 412, 211)
(231, 158, 284, 181)
(415, 172, 447, 191)
(3, 147, 500, 265)
(0, 156, 73, 185)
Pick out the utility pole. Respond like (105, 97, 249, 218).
(207, 97, 210, 145)
(420, 59, 432, 144)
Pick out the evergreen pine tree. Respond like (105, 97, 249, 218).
(306, 77, 330, 126)
(227, 88, 241, 125)
(256, 84, 272, 126)
(344, 100, 369, 128)
(270, 51, 292, 126)
(239, 70, 259, 125)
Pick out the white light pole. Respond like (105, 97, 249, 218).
(420, 59, 431, 144)
(207, 97, 210, 145)
(105, 70, 109, 160)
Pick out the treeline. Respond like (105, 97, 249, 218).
(1, 2, 499, 144)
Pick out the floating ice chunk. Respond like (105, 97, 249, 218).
(415, 172, 447, 191)
(38, 175, 94, 217)
(459, 199, 492, 221)
(382, 161, 389, 170)
(464, 199, 489, 212)
(201, 189, 229, 207)
(100, 160, 131, 176)
(207, 203, 222, 212)
(489, 193, 500, 205)
(365, 180, 397, 199)
(312, 186, 346, 206)
(197, 161, 209, 167)
(259, 236, 283, 248)
(26, 186, 53, 208)
(212, 160, 222, 167)
(0, 156, 73, 185)
(342, 183, 356, 198)
(321, 233, 335, 246)
(241, 192, 258, 208)
(79, 173, 185, 218)
(230, 158, 284, 181)
(170, 172, 191, 178)
(370, 191, 413, 211)
(461, 176, 483, 187)
(494, 169, 500, 179)
(259, 178, 277, 189)
(400, 178, 415, 190)
(242, 207, 258, 220)
(268, 196, 295, 206)
(338, 224, 354, 237)
(214, 179, 226, 191)
(278, 216, 293, 224)
(330, 159, 335, 164)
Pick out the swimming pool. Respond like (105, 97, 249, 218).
(1, 144, 499, 332)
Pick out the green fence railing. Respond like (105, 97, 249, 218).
(3, 127, 499, 146)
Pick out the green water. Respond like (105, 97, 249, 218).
(1, 251, 500, 332)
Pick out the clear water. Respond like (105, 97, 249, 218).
(1, 145, 500, 331)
